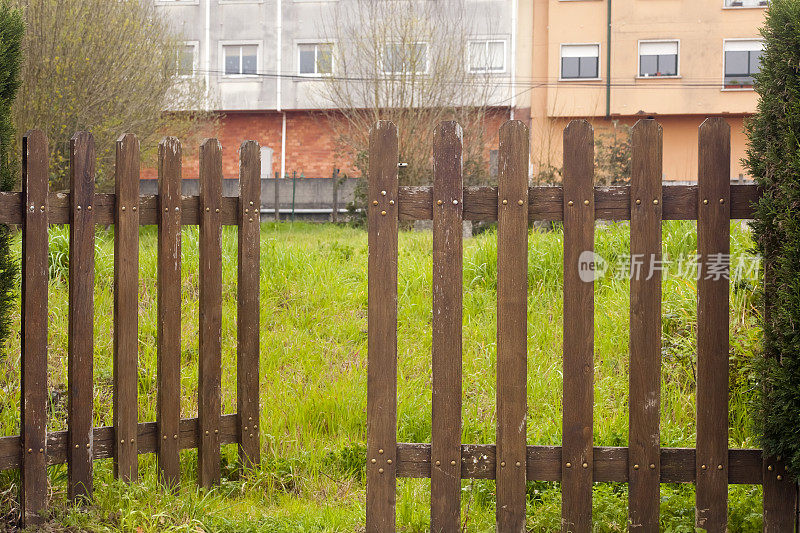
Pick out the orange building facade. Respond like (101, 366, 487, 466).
(517, 0, 767, 181)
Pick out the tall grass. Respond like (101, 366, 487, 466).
(0, 220, 763, 531)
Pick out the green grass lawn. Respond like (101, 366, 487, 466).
(0, 221, 764, 531)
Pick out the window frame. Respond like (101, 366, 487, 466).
(467, 39, 507, 74)
(559, 43, 601, 81)
(178, 41, 199, 78)
(723, 0, 769, 9)
(722, 38, 764, 90)
(297, 42, 335, 77)
(381, 41, 430, 76)
(637, 39, 680, 78)
(155, 0, 200, 5)
(219, 40, 262, 78)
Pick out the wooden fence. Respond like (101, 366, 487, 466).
(365, 118, 799, 532)
(1, 130, 261, 526)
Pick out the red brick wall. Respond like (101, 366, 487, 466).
(142, 108, 511, 180)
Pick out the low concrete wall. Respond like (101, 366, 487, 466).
(140, 177, 359, 221)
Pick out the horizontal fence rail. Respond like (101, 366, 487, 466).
(7, 131, 261, 526)
(0, 435, 771, 486)
(0, 414, 240, 470)
(0, 184, 761, 225)
(365, 118, 797, 533)
(393, 443, 764, 484)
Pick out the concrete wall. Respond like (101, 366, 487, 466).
(139, 176, 359, 218)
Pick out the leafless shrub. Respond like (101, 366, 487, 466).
(11, 0, 218, 189)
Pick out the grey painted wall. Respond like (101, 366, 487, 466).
(155, 0, 514, 112)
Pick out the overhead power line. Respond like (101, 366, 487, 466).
(188, 68, 755, 90)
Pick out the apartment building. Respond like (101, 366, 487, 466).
(523, 0, 767, 181)
(152, 0, 519, 180)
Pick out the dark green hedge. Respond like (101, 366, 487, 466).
(746, 0, 800, 481)
(0, 2, 22, 346)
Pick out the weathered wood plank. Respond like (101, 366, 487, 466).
(0, 183, 760, 226)
(1, 414, 239, 470)
(628, 120, 662, 532)
(366, 121, 399, 533)
(762, 456, 797, 531)
(113, 134, 140, 482)
(392, 444, 763, 484)
(1, 431, 766, 487)
(395, 184, 758, 222)
(496, 120, 529, 532)
(237, 141, 261, 468)
(696, 118, 730, 532)
(760, 211, 798, 530)
(199, 139, 223, 487)
(20, 130, 49, 526)
(430, 122, 464, 532)
(157, 137, 182, 489)
(68, 132, 95, 501)
(562, 120, 595, 533)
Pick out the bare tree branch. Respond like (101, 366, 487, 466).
(317, 0, 502, 188)
(11, 0, 218, 189)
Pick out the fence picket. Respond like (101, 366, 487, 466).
(157, 137, 182, 489)
(496, 120, 529, 532)
(431, 122, 464, 531)
(366, 121, 399, 533)
(20, 130, 49, 526)
(237, 141, 261, 467)
(68, 132, 95, 500)
(199, 139, 223, 487)
(760, 202, 798, 529)
(762, 455, 797, 531)
(562, 120, 595, 533)
(628, 120, 663, 531)
(113, 134, 140, 482)
(761, 235, 799, 528)
(695, 118, 730, 532)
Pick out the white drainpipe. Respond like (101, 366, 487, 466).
(205, 0, 211, 105)
(510, 0, 517, 120)
(281, 112, 287, 179)
(277, 0, 286, 179)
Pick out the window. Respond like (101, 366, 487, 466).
(469, 40, 505, 73)
(725, 0, 769, 7)
(223, 44, 258, 76)
(639, 41, 678, 77)
(178, 43, 197, 76)
(724, 40, 763, 88)
(298, 43, 333, 75)
(560, 44, 599, 79)
(382, 42, 428, 75)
